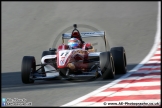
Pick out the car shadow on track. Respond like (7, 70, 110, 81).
(2, 63, 139, 92)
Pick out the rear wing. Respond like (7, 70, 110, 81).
(62, 31, 108, 51)
(62, 31, 105, 39)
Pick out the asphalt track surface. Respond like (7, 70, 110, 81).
(2, 2, 158, 106)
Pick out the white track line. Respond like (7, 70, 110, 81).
(147, 61, 161, 63)
(93, 90, 160, 97)
(61, 2, 161, 106)
(158, 45, 161, 48)
(112, 76, 154, 81)
(154, 51, 161, 54)
(150, 56, 161, 59)
(121, 75, 160, 80)
(131, 70, 160, 74)
(140, 65, 160, 69)
(145, 62, 161, 65)
(110, 81, 160, 88)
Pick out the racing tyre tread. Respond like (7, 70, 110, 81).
(100, 51, 115, 79)
(110, 47, 127, 74)
(21, 56, 36, 84)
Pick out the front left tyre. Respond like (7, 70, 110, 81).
(21, 56, 36, 84)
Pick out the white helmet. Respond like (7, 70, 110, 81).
(68, 38, 81, 49)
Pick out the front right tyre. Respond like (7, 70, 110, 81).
(21, 56, 36, 84)
(100, 51, 115, 79)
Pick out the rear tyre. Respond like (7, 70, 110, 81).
(21, 56, 36, 84)
(110, 47, 127, 74)
(100, 51, 115, 79)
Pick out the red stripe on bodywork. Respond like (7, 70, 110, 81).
(103, 85, 160, 92)
(82, 94, 160, 102)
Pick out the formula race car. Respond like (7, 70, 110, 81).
(21, 24, 127, 84)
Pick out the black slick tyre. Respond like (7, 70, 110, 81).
(100, 51, 115, 79)
(110, 47, 127, 74)
(21, 56, 36, 84)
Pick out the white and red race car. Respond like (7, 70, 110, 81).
(21, 24, 127, 84)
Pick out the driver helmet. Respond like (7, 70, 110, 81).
(68, 38, 81, 49)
